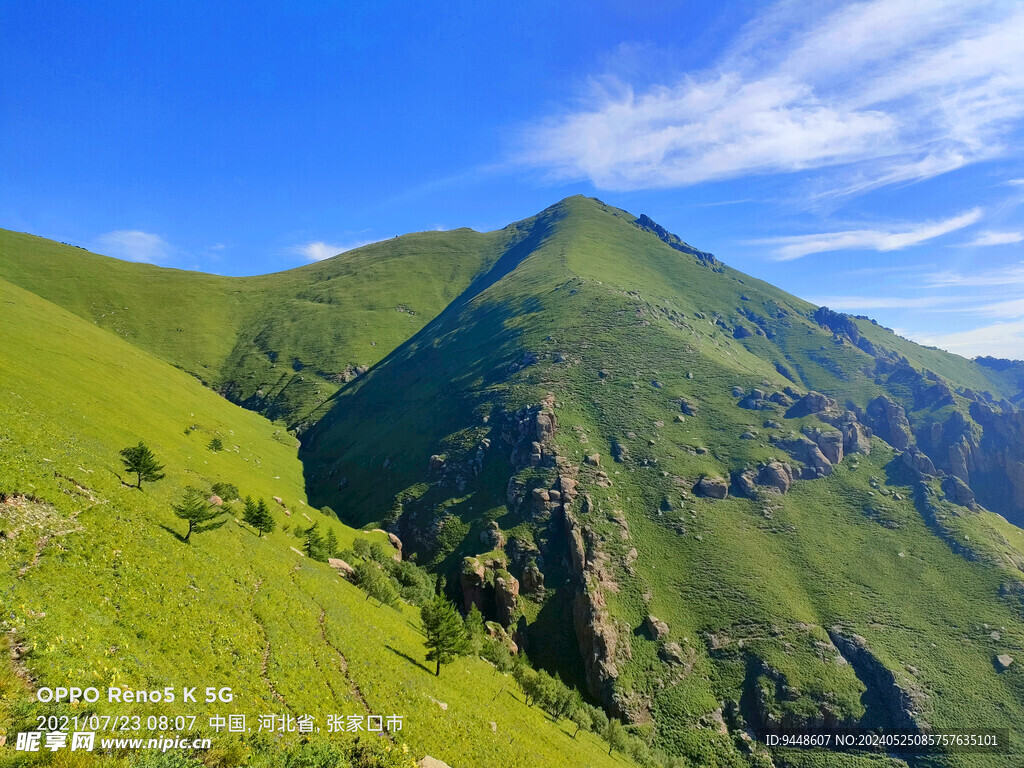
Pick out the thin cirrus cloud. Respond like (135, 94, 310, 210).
(95, 230, 172, 265)
(963, 231, 1024, 246)
(517, 0, 1024, 193)
(926, 262, 1024, 287)
(755, 208, 982, 261)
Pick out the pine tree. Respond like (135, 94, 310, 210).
(172, 487, 227, 542)
(243, 497, 275, 537)
(421, 595, 469, 676)
(303, 522, 326, 560)
(324, 527, 339, 558)
(119, 441, 165, 489)
(464, 604, 485, 654)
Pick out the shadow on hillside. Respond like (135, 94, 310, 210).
(158, 523, 188, 544)
(385, 644, 431, 674)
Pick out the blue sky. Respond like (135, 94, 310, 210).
(2, 0, 1023, 359)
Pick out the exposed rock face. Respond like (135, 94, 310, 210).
(996, 654, 1014, 670)
(772, 434, 834, 478)
(495, 572, 520, 626)
(814, 429, 844, 464)
(585, 453, 601, 466)
(787, 390, 834, 418)
(902, 447, 936, 476)
(941, 475, 977, 509)
(506, 394, 558, 469)
(565, 509, 622, 709)
(644, 615, 669, 640)
(521, 562, 545, 594)
(460, 556, 486, 613)
(840, 419, 872, 455)
(479, 520, 506, 549)
(867, 395, 912, 450)
(828, 627, 924, 733)
(695, 476, 729, 499)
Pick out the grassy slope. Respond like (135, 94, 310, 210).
(0, 228, 508, 425)
(0, 277, 636, 768)
(304, 197, 1024, 767)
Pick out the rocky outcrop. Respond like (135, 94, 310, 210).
(565, 508, 623, 709)
(901, 446, 936, 476)
(695, 476, 729, 499)
(479, 521, 505, 549)
(644, 615, 669, 640)
(735, 461, 796, 496)
(941, 475, 977, 509)
(772, 434, 833, 478)
(786, 390, 834, 418)
(758, 461, 794, 494)
(495, 571, 520, 626)
(505, 394, 558, 470)
(460, 556, 486, 613)
(828, 627, 924, 733)
(521, 562, 545, 595)
(866, 395, 912, 450)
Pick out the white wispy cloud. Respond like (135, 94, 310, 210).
(913, 318, 1024, 360)
(756, 208, 982, 260)
(963, 231, 1024, 246)
(96, 230, 172, 265)
(292, 239, 380, 262)
(518, 0, 1024, 193)
(927, 262, 1024, 287)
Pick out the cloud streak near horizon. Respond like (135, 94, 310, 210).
(756, 208, 983, 260)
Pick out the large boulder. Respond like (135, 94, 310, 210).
(757, 461, 794, 494)
(521, 562, 545, 595)
(644, 614, 670, 640)
(328, 558, 355, 579)
(695, 476, 729, 499)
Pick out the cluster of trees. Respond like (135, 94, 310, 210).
(344, 537, 435, 607)
(243, 497, 277, 537)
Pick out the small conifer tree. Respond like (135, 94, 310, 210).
(119, 442, 165, 489)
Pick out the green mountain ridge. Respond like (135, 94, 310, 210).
(4, 195, 1024, 767)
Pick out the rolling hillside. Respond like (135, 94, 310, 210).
(4, 196, 1024, 767)
(0, 276, 643, 768)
